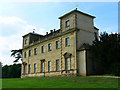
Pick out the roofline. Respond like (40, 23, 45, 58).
(22, 32, 43, 37)
(59, 9, 96, 19)
(94, 26, 99, 30)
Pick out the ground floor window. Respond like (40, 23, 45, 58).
(24, 64, 27, 75)
(48, 61, 51, 72)
(34, 64, 37, 73)
(28, 64, 31, 74)
(65, 58, 70, 70)
(41, 61, 44, 72)
(56, 60, 60, 71)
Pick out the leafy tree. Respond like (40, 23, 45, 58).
(2, 64, 21, 78)
(11, 49, 22, 62)
(89, 32, 120, 76)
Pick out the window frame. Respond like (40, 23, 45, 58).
(28, 64, 31, 74)
(65, 57, 70, 70)
(41, 46, 45, 53)
(56, 41, 60, 49)
(66, 20, 70, 27)
(48, 43, 52, 51)
(41, 61, 44, 72)
(25, 39, 27, 45)
(24, 52, 26, 58)
(56, 60, 60, 71)
(48, 61, 51, 72)
(34, 48, 37, 55)
(34, 64, 37, 73)
(29, 50, 32, 57)
(65, 37, 70, 47)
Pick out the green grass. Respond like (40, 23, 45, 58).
(2, 76, 119, 88)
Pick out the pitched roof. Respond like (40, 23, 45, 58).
(59, 9, 96, 19)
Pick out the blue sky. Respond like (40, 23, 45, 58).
(0, 2, 118, 65)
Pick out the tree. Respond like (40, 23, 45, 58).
(89, 32, 120, 76)
(2, 64, 21, 78)
(11, 49, 22, 62)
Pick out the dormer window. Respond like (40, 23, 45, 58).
(25, 39, 27, 44)
(66, 20, 70, 27)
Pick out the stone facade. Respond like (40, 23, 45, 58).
(21, 9, 99, 78)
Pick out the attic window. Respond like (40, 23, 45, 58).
(25, 39, 27, 44)
(66, 20, 70, 27)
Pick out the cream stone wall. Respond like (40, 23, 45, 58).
(78, 50, 86, 76)
(21, 30, 77, 78)
(60, 13, 76, 32)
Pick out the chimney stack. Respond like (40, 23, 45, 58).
(46, 32, 48, 35)
(50, 30, 53, 33)
(54, 29, 56, 32)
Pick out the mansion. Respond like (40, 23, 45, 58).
(21, 9, 99, 78)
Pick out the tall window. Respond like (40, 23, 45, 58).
(41, 46, 45, 53)
(24, 52, 26, 58)
(41, 61, 44, 72)
(29, 50, 32, 56)
(24, 65, 27, 75)
(48, 43, 52, 51)
(25, 39, 27, 44)
(56, 60, 60, 71)
(34, 64, 37, 73)
(65, 58, 70, 70)
(66, 20, 70, 27)
(66, 37, 70, 46)
(56, 41, 60, 49)
(34, 48, 37, 55)
(48, 61, 51, 72)
(28, 64, 31, 74)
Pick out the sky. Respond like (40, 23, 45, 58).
(0, 1, 118, 65)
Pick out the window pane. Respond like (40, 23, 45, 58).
(56, 41, 60, 49)
(56, 60, 60, 71)
(48, 44, 52, 51)
(24, 52, 26, 58)
(29, 64, 31, 74)
(66, 38, 70, 46)
(66, 58, 70, 70)
(29, 50, 31, 56)
(48, 61, 51, 72)
(42, 46, 45, 53)
(66, 20, 70, 27)
(34, 64, 36, 73)
(42, 62, 44, 72)
(34, 48, 37, 55)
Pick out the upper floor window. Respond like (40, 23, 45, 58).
(24, 52, 26, 58)
(48, 61, 51, 72)
(34, 48, 37, 55)
(48, 43, 52, 51)
(25, 39, 27, 44)
(41, 46, 45, 53)
(56, 60, 60, 71)
(66, 20, 70, 27)
(29, 50, 32, 56)
(56, 41, 60, 49)
(66, 37, 70, 46)
(34, 64, 37, 73)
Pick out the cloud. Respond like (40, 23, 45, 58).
(0, 16, 46, 65)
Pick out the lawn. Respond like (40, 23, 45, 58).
(2, 76, 119, 88)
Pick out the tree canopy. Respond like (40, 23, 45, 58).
(11, 49, 22, 62)
(89, 32, 120, 76)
